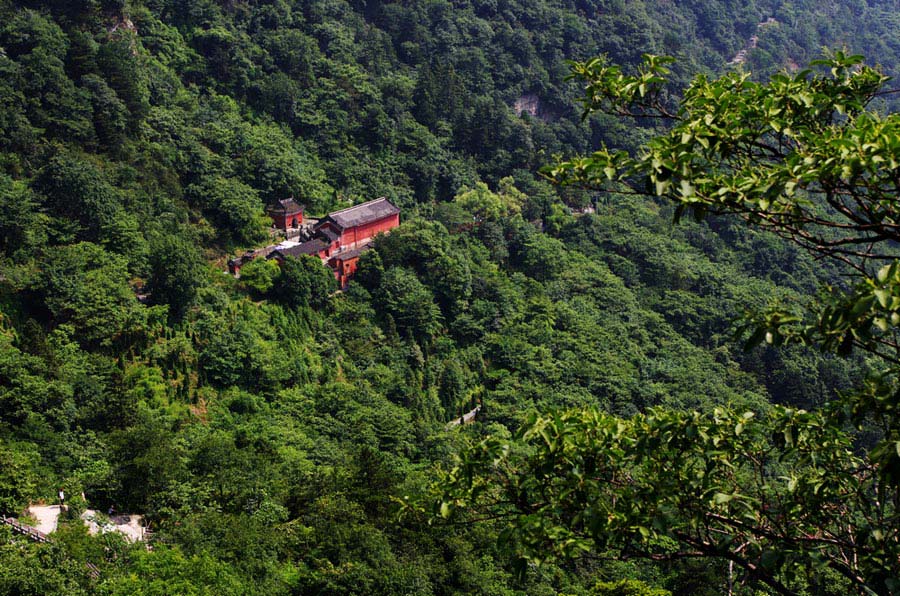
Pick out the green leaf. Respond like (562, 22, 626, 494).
(712, 492, 732, 505)
(787, 476, 798, 492)
(850, 294, 876, 318)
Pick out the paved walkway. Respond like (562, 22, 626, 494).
(27, 505, 62, 535)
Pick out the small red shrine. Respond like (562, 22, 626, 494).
(267, 198, 304, 231)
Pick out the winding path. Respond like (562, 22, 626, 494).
(446, 405, 482, 429)
(728, 17, 778, 65)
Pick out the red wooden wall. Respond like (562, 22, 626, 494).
(339, 213, 400, 247)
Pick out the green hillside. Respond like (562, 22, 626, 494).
(0, 1, 896, 594)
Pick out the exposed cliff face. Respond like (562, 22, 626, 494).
(108, 16, 136, 35)
(514, 93, 559, 121)
(514, 93, 540, 117)
(108, 13, 139, 55)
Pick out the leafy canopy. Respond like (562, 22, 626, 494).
(433, 53, 900, 596)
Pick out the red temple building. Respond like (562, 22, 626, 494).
(313, 198, 400, 252)
(267, 198, 304, 231)
(234, 197, 400, 288)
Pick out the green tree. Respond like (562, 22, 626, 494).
(0, 175, 47, 259)
(186, 175, 267, 246)
(0, 440, 39, 514)
(36, 152, 121, 244)
(0, 10, 94, 142)
(452, 177, 525, 222)
(0, 540, 91, 596)
(96, 33, 151, 125)
(238, 257, 280, 297)
(147, 233, 206, 320)
(377, 267, 443, 344)
(434, 53, 900, 595)
(41, 242, 138, 346)
(272, 255, 336, 309)
(81, 73, 128, 150)
(98, 546, 246, 596)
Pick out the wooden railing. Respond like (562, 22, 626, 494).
(3, 516, 108, 580)
(1, 517, 50, 543)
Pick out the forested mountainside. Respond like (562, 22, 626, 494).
(0, 0, 896, 594)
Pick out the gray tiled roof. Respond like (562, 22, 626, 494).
(318, 227, 340, 243)
(329, 246, 367, 262)
(268, 238, 328, 259)
(268, 198, 304, 215)
(321, 197, 399, 231)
